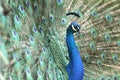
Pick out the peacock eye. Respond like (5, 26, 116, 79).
(107, 16, 110, 19)
(104, 33, 111, 42)
(100, 76, 104, 80)
(42, 48, 45, 52)
(117, 40, 120, 47)
(114, 76, 117, 80)
(61, 18, 66, 25)
(89, 42, 96, 52)
(37, 70, 41, 76)
(13, 30, 16, 36)
(39, 26, 42, 33)
(26, 1, 30, 7)
(33, 27, 37, 33)
(26, 69, 30, 74)
(58, 0, 61, 3)
(26, 51, 29, 54)
(34, 27, 36, 32)
(57, 0, 63, 5)
(113, 74, 117, 80)
(15, 15, 19, 21)
(49, 57, 52, 63)
(105, 14, 113, 23)
(34, 4, 38, 11)
(93, 12, 96, 16)
(39, 57, 43, 62)
(101, 53, 106, 60)
(19, 5, 25, 13)
(92, 31, 95, 34)
(29, 36, 34, 43)
(20, 6, 23, 11)
(43, 19, 46, 23)
(97, 60, 102, 66)
(40, 58, 42, 61)
(50, 16, 52, 19)
(106, 77, 110, 80)
(42, 16, 46, 24)
(31, 37, 33, 41)
(34, 5, 37, 9)
(62, 19, 65, 23)
(13, 54, 19, 61)
(12, 29, 17, 37)
(112, 54, 118, 61)
(50, 14, 54, 22)
(92, 11, 97, 16)
(84, 54, 90, 63)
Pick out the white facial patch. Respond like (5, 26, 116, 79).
(72, 24, 77, 31)
(77, 26, 80, 30)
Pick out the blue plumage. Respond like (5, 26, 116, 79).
(66, 22, 84, 80)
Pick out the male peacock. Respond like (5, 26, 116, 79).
(0, 0, 120, 80)
(66, 21, 84, 80)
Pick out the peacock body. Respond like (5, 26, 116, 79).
(0, 0, 120, 80)
(66, 21, 84, 80)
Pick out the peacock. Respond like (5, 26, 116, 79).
(0, 0, 120, 80)
(66, 21, 84, 80)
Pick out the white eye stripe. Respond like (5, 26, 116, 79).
(72, 25, 77, 31)
(77, 26, 80, 29)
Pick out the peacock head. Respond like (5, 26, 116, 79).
(67, 21, 80, 33)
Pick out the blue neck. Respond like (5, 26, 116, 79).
(66, 29, 78, 60)
(66, 29, 76, 50)
(66, 28, 84, 80)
